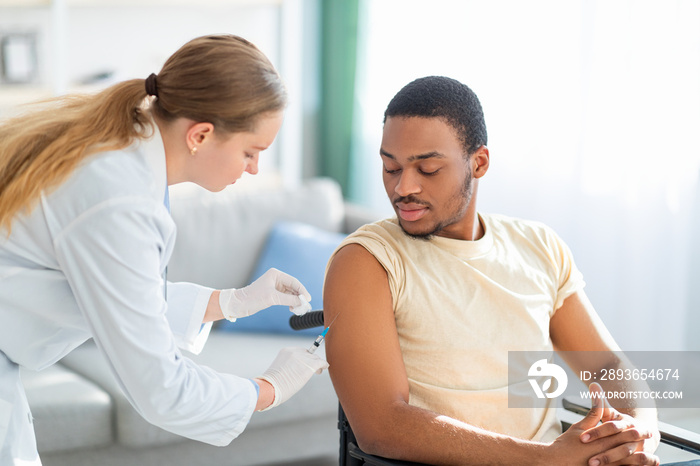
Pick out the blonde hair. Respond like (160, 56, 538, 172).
(0, 34, 286, 232)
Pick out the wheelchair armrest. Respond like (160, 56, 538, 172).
(562, 397, 700, 456)
(347, 442, 428, 466)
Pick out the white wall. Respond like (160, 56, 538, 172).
(63, 5, 280, 87)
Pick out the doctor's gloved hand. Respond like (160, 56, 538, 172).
(257, 347, 329, 411)
(219, 268, 312, 321)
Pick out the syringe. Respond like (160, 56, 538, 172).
(307, 325, 330, 354)
(307, 312, 340, 354)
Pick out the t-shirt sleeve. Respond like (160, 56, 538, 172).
(543, 226, 586, 312)
(326, 224, 405, 309)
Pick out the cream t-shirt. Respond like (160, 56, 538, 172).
(331, 213, 585, 442)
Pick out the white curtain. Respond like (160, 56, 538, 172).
(349, 0, 700, 351)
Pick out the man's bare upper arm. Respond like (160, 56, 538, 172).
(323, 243, 409, 441)
(550, 290, 620, 355)
(551, 291, 626, 390)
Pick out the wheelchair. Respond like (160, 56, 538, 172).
(337, 401, 700, 466)
(290, 312, 700, 465)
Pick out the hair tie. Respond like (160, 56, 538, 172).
(145, 73, 159, 98)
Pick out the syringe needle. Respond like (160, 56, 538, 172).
(306, 312, 341, 354)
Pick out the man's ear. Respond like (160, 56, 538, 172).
(472, 145, 490, 179)
(186, 122, 215, 153)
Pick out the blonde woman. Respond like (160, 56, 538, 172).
(0, 34, 327, 464)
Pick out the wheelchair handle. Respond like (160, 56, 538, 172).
(289, 310, 325, 330)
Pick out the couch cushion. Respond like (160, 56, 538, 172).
(57, 341, 182, 448)
(167, 177, 345, 290)
(218, 221, 346, 336)
(58, 333, 337, 448)
(21, 364, 112, 454)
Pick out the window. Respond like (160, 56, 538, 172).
(348, 0, 700, 351)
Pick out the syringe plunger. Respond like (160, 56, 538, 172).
(307, 335, 324, 354)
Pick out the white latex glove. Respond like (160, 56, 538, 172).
(220, 268, 312, 321)
(259, 347, 329, 411)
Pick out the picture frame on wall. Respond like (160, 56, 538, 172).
(1, 32, 38, 84)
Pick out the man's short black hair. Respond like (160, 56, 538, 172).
(383, 76, 487, 156)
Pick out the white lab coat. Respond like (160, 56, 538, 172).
(0, 127, 258, 464)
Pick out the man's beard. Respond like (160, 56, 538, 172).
(397, 169, 473, 241)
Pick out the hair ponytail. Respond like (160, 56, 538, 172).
(0, 80, 152, 232)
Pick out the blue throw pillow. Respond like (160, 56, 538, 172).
(218, 221, 346, 336)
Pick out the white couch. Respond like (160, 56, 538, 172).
(21, 177, 380, 466)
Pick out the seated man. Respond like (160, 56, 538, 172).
(323, 76, 694, 465)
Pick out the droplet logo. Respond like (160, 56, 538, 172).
(528, 358, 568, 399)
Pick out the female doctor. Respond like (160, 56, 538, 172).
(0, 34, 328, 464)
